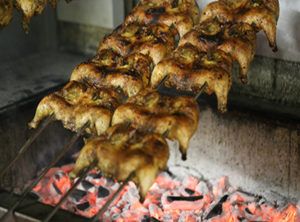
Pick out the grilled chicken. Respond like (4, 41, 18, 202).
(16, 0, 48, 31)
(1, 0, 59, 30)
(29, 81, 125, 135)
(125, 0, 200, 37)
(0, 0, 13, 27)
(112, 88, 199, 160)
(237, 0, 279, 51)
(70, 50, 153, 97)
(200, 0, 279, 51)
(179, 20, 256, 83)
(99, 23, 177, 65)
(200, 1, 234, 24)
(71, 124, 169, 198)
(151, 44, 232, 112)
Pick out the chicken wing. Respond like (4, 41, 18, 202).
(0, 0, 13, 27)
(125, 0, 200, 37)
(180, 20, 256, 83)
(237, 0, 279, 51)
(99, 23, 177, 64)
(112, 88, 199, 160)
(70, 51, 153, 97)
(151, 44, 233, 112)
(29, 81, 125, 136)
(71, 124, 169, 198)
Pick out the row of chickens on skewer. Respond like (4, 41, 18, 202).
(28, 0, 280, 199)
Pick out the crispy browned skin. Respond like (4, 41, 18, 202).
(70, 50, 153, 97)
(29, 81, 125, 135)
(200, 1, 234, 24)
(99, 23, 177, 65)
(71, 124, 169, 198)
(125, 0, 200, 37)
(179, 20, 256, 83)
(200, 0, 279, 51)
(237, 0, 279, 51)
(112, 88, 199, 160)
(16, 0, 48, 31)
(151, 44, 232, 112)
(0, 0, 13, 27)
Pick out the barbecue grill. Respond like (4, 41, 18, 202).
(0, 0, 299, 222)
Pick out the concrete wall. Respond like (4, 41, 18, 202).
(0, 6, 57, 63)
(57, 0, 124, 29)
(168, 105, 300, 200)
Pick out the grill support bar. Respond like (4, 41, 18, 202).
(0, 115, 54, 181)
(0, 122, 88, 222)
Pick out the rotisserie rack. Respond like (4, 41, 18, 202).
(0, 0, 280, 221)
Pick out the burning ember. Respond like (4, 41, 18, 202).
(33, 165, 300, 221)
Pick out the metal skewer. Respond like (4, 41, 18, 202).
(156, 75, 169, 90)
(90, 172, 135, 222)
(0, 115, 54, 181)
(0, 122, 89, 222)
(43, 163, 96, 222)
(195, 82, 208, 100)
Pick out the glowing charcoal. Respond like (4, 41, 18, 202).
(33, 165, 299, 221)
(70, 189, 87, 202)
(51, 182, 62, 195)
(98, 186, 110, 198)
(77, 201, 90, 211)
(81, 180, 94, 190)
(184, 188, 195, 195)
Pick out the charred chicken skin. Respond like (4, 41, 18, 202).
(125, 0, 200, 37)
(179, 20, 256, 83)
(112, 88, 199, 160)
(0, 0, 13, 27)
(29, 81, 125, 136)
(99, 23, 177, 65)
(71, 124, 169, 198)
(70, 50, 153, 97)
(200, 0, 279, 51)
(237, 0, 279, 51)
(151, 43, 233, 112)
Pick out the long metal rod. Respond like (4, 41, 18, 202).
(156, 75, 169, 90)
(0, 122, 89, 222)
(43, 163, 95, 222)
(90, 172, 135, 222)
(195, 82, 208, 100)
(0, 115, 54, 180)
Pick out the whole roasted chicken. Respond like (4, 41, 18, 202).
(112, 88, 199, 160)
(99, 23, 177, 64)
(200, 0, 279, 51)
(151, 43, 233, 112)
(70, 50, 153, 97)
(29, 81, 125, 135)
(179, 20, 256, 83)
(125, 0, 200, 37)
(15, 0, 58, 31)
(71, 124, 169, 198)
